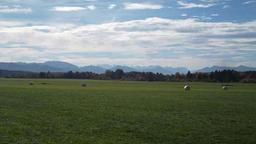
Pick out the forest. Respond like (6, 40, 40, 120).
(1, 69, 256, 83)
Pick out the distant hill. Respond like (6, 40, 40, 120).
(80, 66, 106, 74)
(196, 65, 256, 73)
(43, 61, 79, 71)
(109, 65, 189, 74)
(0, 62, 62, 72)
(0, 61, 190, 74)
(135, 66, 188, 74)
(110, 66, 137, 73)
(0, 61, 255, 74)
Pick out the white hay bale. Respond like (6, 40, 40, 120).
(222, 86, 228, 90)
(184, 85, 191, 91)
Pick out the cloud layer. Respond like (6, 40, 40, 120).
(177, 1, 215, 9)
(52, 5, 96, 12)
(52, 6, 86, 12)
(0, 18, 255, 68)
(0, 5, 32, 13)
(124, 3, 163, 10)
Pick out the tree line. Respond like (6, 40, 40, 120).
(1, 69, 256, 83)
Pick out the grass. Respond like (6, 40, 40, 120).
(0, 78, 255, 144)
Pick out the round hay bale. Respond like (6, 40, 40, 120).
(222, 86, 228, 90)
(81, 83, 87, 87)
(184, 85, 191, 91)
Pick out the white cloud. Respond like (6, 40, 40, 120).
(192, 15, 212, 20)
(0, 21, 26, 27)
(52, 6, 86, 12)
(181, 13, 187, 17)
(51, 5, 96, 12)
(87, 5, 96, 10)
(124, 3, 163, 10)
(177, 1, 215, 9)
(223, 5, 230, 9)
(243, 1, 256, 5)
(0, 18, 255, 68)
(0, 5, 32, 13)
(108, 4, 117, 9)
(211, 13, 219, 16)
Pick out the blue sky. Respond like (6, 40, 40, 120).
(0, 0, 255, 69)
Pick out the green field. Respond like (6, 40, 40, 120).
(0, 79, 256, 144)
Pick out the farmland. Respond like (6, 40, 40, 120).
(0, 78, 256, 144)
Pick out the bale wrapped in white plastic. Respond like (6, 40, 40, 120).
(222, 86, 228, 90)
(184, 85, 191, 91)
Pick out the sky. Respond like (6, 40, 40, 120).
(0, 0, 255, 69)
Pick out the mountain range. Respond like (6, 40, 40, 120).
(196, 65, 256, 73)
(0, 61, 255, 74)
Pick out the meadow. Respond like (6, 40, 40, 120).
(0, 78, 255, 144)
